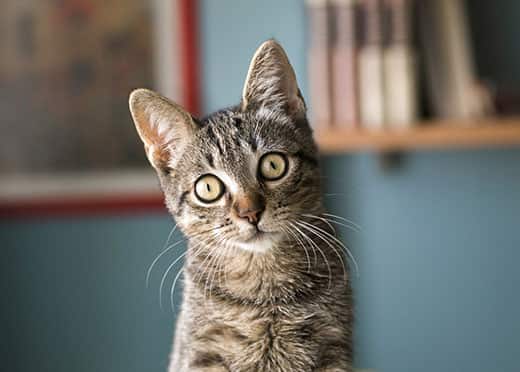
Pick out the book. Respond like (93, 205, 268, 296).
(152, 0, 179, 103)
(383, 0, 417, 128)
(152, 0, 200, 114)
(331, 0, 359, 127)
(307, 0, 333, 128)
(358, 0, 385, 129)
(418, 0, 485, 121)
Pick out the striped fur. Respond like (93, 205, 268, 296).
(130, 40, 353, 372)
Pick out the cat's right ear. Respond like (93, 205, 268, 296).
(241, 40, 306, 119)
(129, 89, 197, 172)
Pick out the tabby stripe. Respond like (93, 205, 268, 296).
(295, 150, 318, 166)
(206, 152, 214, 167)
(249, 135, 258, 151)
(190, 352, 225, 368)
(176, 190, 189, 213)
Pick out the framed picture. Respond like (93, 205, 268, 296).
(0, 0, 200, 217)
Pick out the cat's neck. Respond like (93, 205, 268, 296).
(184, 233, 345, 305)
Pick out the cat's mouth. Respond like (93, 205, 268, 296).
(243, 229, 267, 243)
(235, 229, 280, 253)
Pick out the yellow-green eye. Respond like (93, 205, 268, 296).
(194, 174, 225, 203)
(259, 152, 288, 181)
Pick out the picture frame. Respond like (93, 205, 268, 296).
(0, 0, 200, 218)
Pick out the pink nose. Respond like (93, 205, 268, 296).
(233, 194, 265, 225)
(236, 206, 264, 224)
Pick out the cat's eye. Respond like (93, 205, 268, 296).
(259, 152, 288, 181)
(194, 174, 225, 203)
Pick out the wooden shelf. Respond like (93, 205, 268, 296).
(315, 118, 520, 154)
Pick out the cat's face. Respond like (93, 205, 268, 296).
(130, 40, 321, 253)
(164, 108, 320, 253)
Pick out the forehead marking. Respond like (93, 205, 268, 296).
(205, 152, 214, 168)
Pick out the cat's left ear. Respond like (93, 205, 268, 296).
(129, 89, 197, 172)
(241, 39, 306, 119)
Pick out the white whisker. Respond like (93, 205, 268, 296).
(296, 220, 348, 282)
(322, 213, 363, 233)
(159, 250, 187, 310)
(146, 223, 179, 287)
(281, 224, 311, 272)
(170, 267, 184, 312)
(290, 221, 332, 289)
(298, 219, 359, 277)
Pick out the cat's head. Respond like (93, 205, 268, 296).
(129, 40, 321, 253)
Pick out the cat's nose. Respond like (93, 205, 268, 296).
(233, 194, 265, 225)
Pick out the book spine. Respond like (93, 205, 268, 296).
(418, 0, 483, 121)
(307, 0, 333, 129)
(152, 0, 179, 102)
(179, 0, 201, 115)
(358, 0, 385, 129)
(383, 0, 417, 128)
(152, 0, 200, 114)
(442, 0, 482, 120)
(331, 0, 359, 128)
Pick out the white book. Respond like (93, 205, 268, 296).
(359, 46, 385, 129)
(383, 0, 417, 128)
(384, 45, 417, 128)
(359, 0, 385, 129)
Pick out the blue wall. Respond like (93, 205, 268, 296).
(2, 215, 178, 372)
(200, 0, 307, 112)
(3, 1, 520, 372)
(324, 151, 520, 371)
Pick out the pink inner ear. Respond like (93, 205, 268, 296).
(131, 106, 173, 170)
(287, 94, 306, 118)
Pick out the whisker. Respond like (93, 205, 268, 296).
(146, 223, 179, 287)
(296, 220, 348, 282)
(222, 242, 234, 287)
(203, 241, 222, 300)
(191, 236, 220, 284)
(170, 266, 184, 312)
(209, 238, 229, 297)
(287, 221, 316, 266)
(298, 219, 359, 277)
(168, 236, 215, 313)
(303, 213, 361, 234)
(322, 213, 363, 232)
(281, 224, 311, 272)
(290, 221, 318, 265)
(161, 235, 215, 311)
(159, 251, 187, 310)
(147, 223, 230, 292)
(190, 233, 227, 302)
(301, 214, 337, 234)
(290, 221, 332, 289)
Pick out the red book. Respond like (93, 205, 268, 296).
(307, 0, 333, 129)
(331, 0, 359, 127)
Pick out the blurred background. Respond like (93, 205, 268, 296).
(2, 1, 520, 371)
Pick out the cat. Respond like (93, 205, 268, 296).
(129, 40, 353, 372)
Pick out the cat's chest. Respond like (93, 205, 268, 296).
(195, 304, 324, 371)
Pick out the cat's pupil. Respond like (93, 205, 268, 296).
(270, 161, 276, 170)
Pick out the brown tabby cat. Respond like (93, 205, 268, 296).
(129, 40, 353, 372)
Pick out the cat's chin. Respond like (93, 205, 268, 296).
(233, 232, 279, 254)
